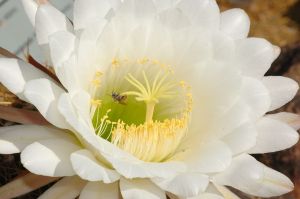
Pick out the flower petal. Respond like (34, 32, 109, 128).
(0, 58, 49, 100)
(241, 77, 271, 120)
(220, 8, 250, 39)
(35, 3, 73, 45)
(267, 112, 300, 130)
(0, 125, 75, 154)
(248, 117, 299, 154)
(152, 173, 209, 198)
(48, 31, 76, 68)
(175, 140, 232, 173)
(21, 0, 38, 26)
(79, 182, 119, 199)
(187, 193, 224, 199)
(120, 178, 166, 199)
(236, 38, 280, 78)
(213, 154, 294, 197)
(71, 149, 120, 183)
(24, 78, 69, 129)
(262, 76, 299, 111)
(73, 0, 113, 30)
(38, 176, 86, 199)
(222, 123, 257, 155)
(176, 0, 220, 30)
(21, 138, 81, 177)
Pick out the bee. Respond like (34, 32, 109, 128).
(111, 92, 127, 105)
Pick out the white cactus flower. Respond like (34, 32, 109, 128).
(0, 0, 299, 198)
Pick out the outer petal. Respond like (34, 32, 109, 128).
(73, 0, 113, 30)
(0, 58, 49, 100)
(35, 3, 73, 45)
(48, 31, 76, 68)
(186, 193, 224, 199)
(175, 140, 232, 173)
(262, 76, 299, 111)
(71, 149, 120, 183)
(249, 117, 299, 154)
(24, 78, 69, 129)
(220, 8, 250, 39)
(176, 0, 220, 30)
(120, 178, 166, 199)
(21, 0, 38, 26)
(152, 173, 209, 198)
(79, 182, 119, 199)
(0, 125, 75, 154)
(267, 112, 300, 130)
(222, 124, 257, 155)
(241, 77, 271, 120)
(213, 154, 294, 197)
(21, 138, 81, 177)
(39, 176, 86, 199)
(236, 38, 280, 78)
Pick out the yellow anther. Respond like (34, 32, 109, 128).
(91, 99, 102, 106)
(95, 71, 103, 77)
(138, 57, 149, 65)
(112, 58, 120, 66)
(179, 80, 187, 88)
(152, 59, 159, 65)
(91, 79, 101, 86)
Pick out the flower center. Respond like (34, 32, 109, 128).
(89, 58, 192, 162)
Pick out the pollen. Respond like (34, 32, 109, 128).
(111, 116, 188, 162)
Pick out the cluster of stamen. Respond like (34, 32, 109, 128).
(89, 57, 193, 162)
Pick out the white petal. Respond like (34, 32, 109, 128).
(21, 0, 38, 26)
(158, 8, 191, 30)
(176, 0, 220, 30)
(249, 117, 299, 154)
(120, 178, 166, 199)
(21, 138, 81, 177)
(73, 0, 112, 30)
(236, 38, 279, 78)
(35, 4, 73, 45)
(220, 8, 250, 39)
(211, 32, 235, 62)
(0, 125, 75, 154)
(262, 76, 299, 111)
(267, 112, 300, 130)
(222, 124, 257, 155)
(213, 154, 294, 197)
(24, 78, 69, 129)
(152, 173, 209, 197)
(79, 182, 119, 199)
(241, 77, 271, 120)
(0, 58, 49, 100)
(187, 193, 224, 199)
(176, 140, 232, 173)
(49, 31, 76, 68)
(39, 176, 86, 199)
(71, 149, 120, 183)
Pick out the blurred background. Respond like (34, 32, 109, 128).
(0, 0, 300, 198)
